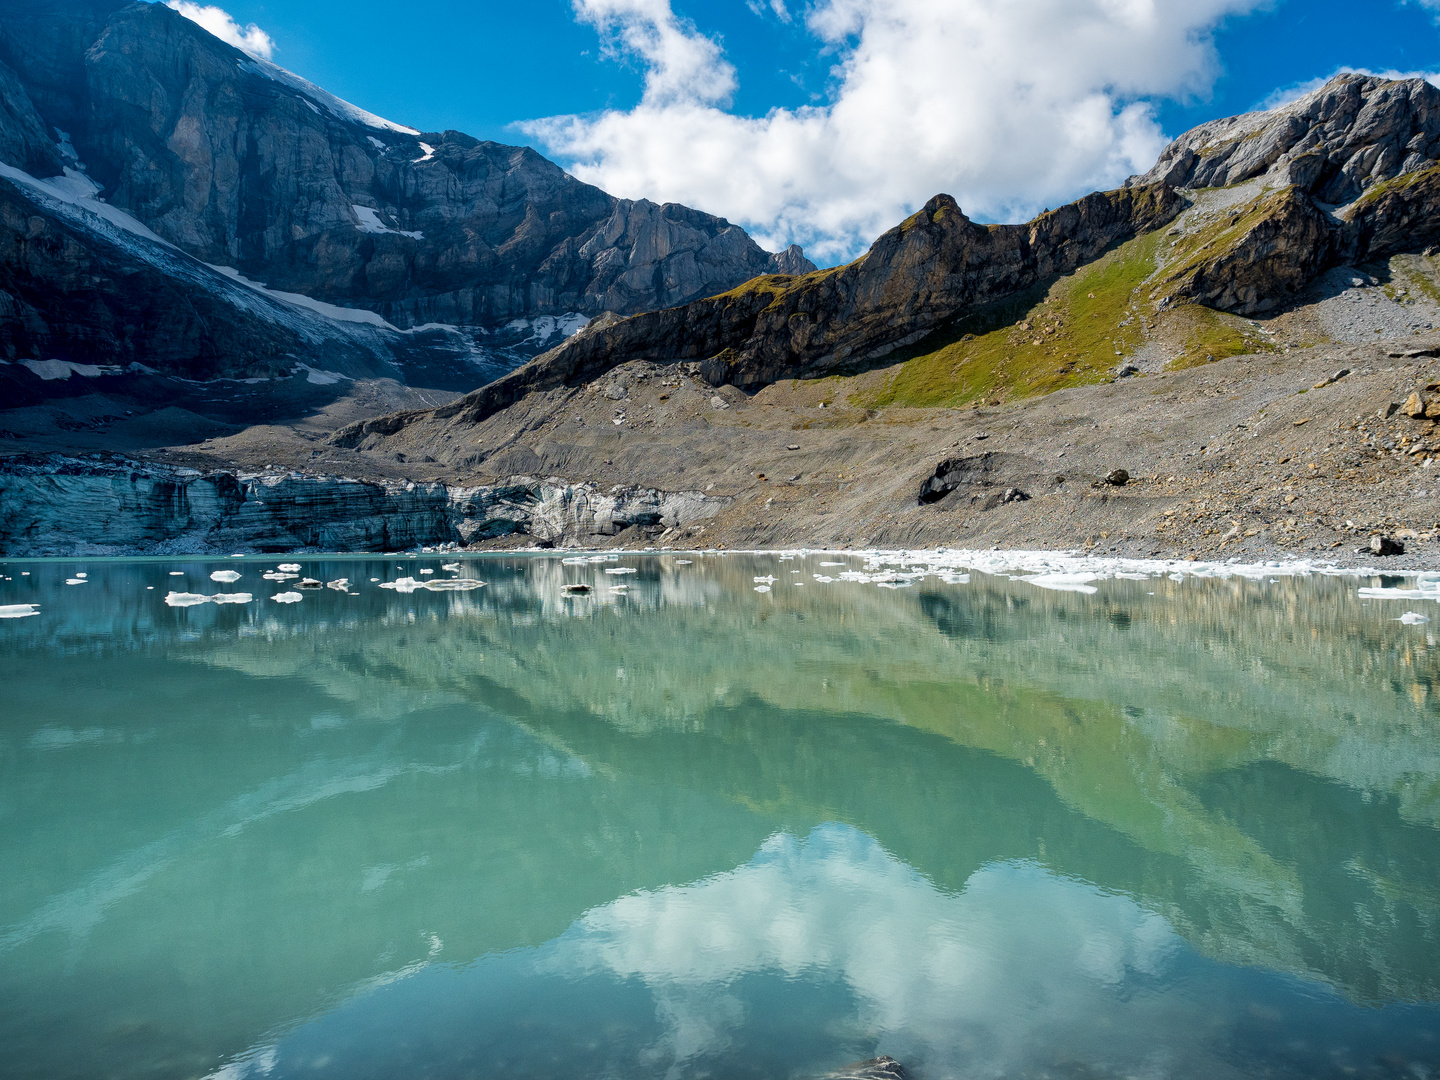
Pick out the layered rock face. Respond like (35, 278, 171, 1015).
(0, 0, 811, 331)
(1130, 74, 1440, 202)
(0, 457, 724, 555)
(333, 184, 1186, 443)
(1137, 74, 1440, 315)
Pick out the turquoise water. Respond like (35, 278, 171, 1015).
(1, 553, 1439, 1080)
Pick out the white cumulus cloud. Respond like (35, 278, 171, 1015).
(524, 0, 1268, 261)
(165, 1, 275, 60)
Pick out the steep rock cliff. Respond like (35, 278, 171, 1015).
(0, 0, 812, 333)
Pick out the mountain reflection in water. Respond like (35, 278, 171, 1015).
(0, 553, 1437, 1080)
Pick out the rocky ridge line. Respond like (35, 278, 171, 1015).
(333, 184, 1185, 445)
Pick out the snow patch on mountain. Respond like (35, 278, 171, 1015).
(237, 58, 420, 136)
(351, 205, 423, 240)
(0, 162, 174, 249)
(205, 265, 400, 330)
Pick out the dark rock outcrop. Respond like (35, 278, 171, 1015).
(0, 0, 812, 333)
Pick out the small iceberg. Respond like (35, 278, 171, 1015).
(166, 592, 254, 607)
(272, 592, 304, 604)
(1398, 612, 1431, 624)
(277, 563, 302, 573)
(1021, 573, 1100, 595)
(210, 570, 243, 583)
(604, 567, 639, 575)
(380, 576, 485, 593)
(0, 604, 39, 619)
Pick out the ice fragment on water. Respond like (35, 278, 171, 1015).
(1398, 612, 1431, 624)
(278, 564, 301, 573)
(380, 576, 485, 593)
(210, 570, 242, 583)
(754, 576, 776, 584)
(0, 604, 39, 619)
(64, 578, 87, 585)
(754, 585, 772, 593)
(165, 592, 212, 607)
(211, 593, 254, 604)
(272, 592, 304, 604)
(169, 571, 185, 576)
(604, 567, 638, 575)
(1021, 573, 1100, 595)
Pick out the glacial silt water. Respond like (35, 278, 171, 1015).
(1, 552, 1439, 1080)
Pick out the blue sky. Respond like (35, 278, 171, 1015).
(168, 0, 1440, 260)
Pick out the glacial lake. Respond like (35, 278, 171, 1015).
(2, 552, 1439, 1080)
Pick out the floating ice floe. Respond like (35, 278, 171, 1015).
(419, 569, 434, 575)
(819, 562, 846, 567)
(1021, 573, 1101, 595)
(165, 591, 254, 607)
(326, 579, 352, 592)
(563, 557, 588, 566)
(380, 576, 486, 593)
(169, 571, 185, 577)
(1398, 612, 1431, 624)
(263, 571, 298, 581)
(754, 576, 776, 585)
(441, 563, 461, 573)
(754, 585, 772, 593)
(272, 592, 304, 604)
(278, 564, 302, 573)
(0, 604, 39, 619)
(813, 575, 836, 583)
(64, 578, 88, 586)
(675, 560, 692, 565)
(210, 570, 243, 583)
(1358, 576, 1440, 602)
(604, 567, 638, 575)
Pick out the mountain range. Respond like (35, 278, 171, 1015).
(0, 0, 811, 402)
(2, 1, 1440, 560)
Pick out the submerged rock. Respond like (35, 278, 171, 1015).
(821, 1057, 909, 1080)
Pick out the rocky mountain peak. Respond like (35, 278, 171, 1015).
(1130, 72, 1440, 206)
